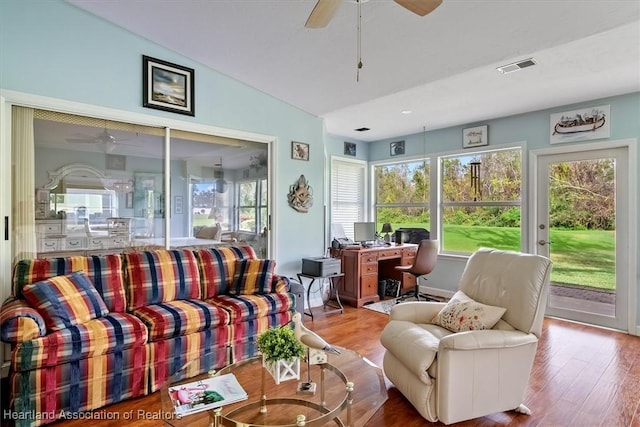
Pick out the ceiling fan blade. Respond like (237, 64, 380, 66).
(394, 0, 443, 16)
(305, 0, 341, 28)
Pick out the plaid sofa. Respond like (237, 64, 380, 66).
(0, 246, 298, 426)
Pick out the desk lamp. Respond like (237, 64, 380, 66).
(381, 223, 393, 243)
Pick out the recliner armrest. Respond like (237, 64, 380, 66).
(389, 301, 445, 323)
(439, 329, 538, 351)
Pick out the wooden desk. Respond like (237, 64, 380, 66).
(339, 244, 418, 307)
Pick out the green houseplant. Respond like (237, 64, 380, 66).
(257, 326, 304, 384)
(257, 326, 305, 363)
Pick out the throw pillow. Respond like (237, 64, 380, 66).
(22, 271, 109, 332)
(230, 259, 275, 295)
(431, 290, 506, 333)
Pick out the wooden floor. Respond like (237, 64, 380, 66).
(14, 306, 640, 427)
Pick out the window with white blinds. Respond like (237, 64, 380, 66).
(331, 157, 367, 240)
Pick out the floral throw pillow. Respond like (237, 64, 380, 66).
(431, 290, 506, 333)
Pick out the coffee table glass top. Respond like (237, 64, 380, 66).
(161, 346, 387, 426)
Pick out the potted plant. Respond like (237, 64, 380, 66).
(257, 326, 305, 384)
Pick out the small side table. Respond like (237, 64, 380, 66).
(297, 272, 345, 321)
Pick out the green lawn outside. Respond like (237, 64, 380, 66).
(384, 223, 615, 290)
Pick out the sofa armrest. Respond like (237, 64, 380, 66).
(389, 301, 445, 323)
(0, 297, 46, 343)
(272, 274, 291, 293)
(439, 329, 538, 351)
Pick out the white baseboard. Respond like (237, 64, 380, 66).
(636, 324, 640, 336)
(418, 285, 455, 300)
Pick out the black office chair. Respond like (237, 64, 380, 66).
(396, 239, 438, 301)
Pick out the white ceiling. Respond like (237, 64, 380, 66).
(67, 0, 640, 142)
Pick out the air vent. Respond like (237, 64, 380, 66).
(354, 127, 370, 132)
(496, 58, 537, 74)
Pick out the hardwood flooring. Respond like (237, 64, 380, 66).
(7, 306, 640, 426)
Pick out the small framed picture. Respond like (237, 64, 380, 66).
(390, 140, 405, 156)
(106, 154, 126, 171)
(174, 196, 183, 214)
(143, 55, 195, 116)
(463, 125, 489, 148)
(344, 142, 356, 156)
(291, 141, 309, 161)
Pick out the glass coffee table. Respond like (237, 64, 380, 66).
(161, 346, 386, 426)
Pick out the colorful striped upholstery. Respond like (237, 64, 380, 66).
(147, 328, 231, 392)
(0, 297, 46, 343)
(12, 255, 126, 312)
(194, 246, 257, 298)
(206, 293, 296, 324)
(12, 313, 147, 372)
(229, 259, 275, 294)
(22, 272, 110, 332)
(2, 245, 297, 425)
(132, 300, 230, 342)
(124, 250, 201, 310)
(229, 312, 293, 362)
(10, 346, 148, 427)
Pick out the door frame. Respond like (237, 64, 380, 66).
(529, 138, 637, 334)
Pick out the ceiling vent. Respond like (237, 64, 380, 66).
(354, 127, 370, 132)
(496, 58, 537, 74)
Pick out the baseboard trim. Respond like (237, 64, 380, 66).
(418, 285, 455, 300)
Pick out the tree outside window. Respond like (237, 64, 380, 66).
(440, 148, 522, 254)
(374, 160, 430, 235)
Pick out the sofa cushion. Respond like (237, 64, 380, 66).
(125, 249, 202, 310)
(206, 293, 295, 324)
(12, 312, 147, 371)
(431, 290, 506, 333)
(0, 297, 46, 343)
(12, 254, 126, 312)
(132, 300, 230, 342)
(23, 272, 110, 332)
(194, 246, 257, 298)
(230, 259, 275, 295)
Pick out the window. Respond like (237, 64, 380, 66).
(374, 159, 430, 234)
(191, 180, 230, 232)
(440, 147, 522, 254)
(238, 179, 267, 234)
(331, 158, 366, 240)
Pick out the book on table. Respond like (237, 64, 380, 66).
(167, 373, 248, 417)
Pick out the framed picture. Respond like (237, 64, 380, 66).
(174, 196, 183, 214)
(390, 140, 405, 156)
(463, 125, 489, 148)
(143, 55, 195, 116)
(106, 154, 126, 171)
(291, 141, 309, 161)
(125, 192, 133, 209)
(344, 142, 356, 157)
(550, 104, 610, 144)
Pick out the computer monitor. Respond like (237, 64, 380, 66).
(354, 222, 377, 245)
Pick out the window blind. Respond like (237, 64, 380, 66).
(331, 158, 366, 240)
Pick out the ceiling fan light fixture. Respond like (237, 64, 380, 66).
(354, 127, 370, 132)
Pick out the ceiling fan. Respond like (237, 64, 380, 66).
(65, 128, 131, 153)
(305, 0, 443, 28)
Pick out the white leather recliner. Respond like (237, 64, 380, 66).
(380, 248, 552, 425)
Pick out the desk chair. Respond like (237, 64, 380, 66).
(396, 239, 438, 301)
